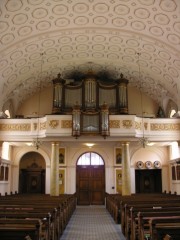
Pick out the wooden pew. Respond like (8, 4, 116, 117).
(0, 193, 77, 240)
(138, 212, 180, 240)
(128, 206, 180, 240)
(0, 218, 42, 240)
(149, 216, 180, 240)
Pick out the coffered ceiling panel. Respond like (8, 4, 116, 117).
(0, 0, 180, 112)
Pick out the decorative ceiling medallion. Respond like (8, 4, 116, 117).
(138, 0, 155, 6)
(134, 8, 150, 19)
(168, 67, 179, 78)
(93, 3, 109, 13)
(109, 36, 123, 43)
(36, 21, 51, 31)
(1, 33, 15, 44)
(160, 0, 177, 12)
(93, 16, 107, 25)
(52, 4, 68, 15)
(108, 45, 121, 52)
(10, 51, 23, 60)
(5, 0, 23, 12)
(114, 4, 130, 15)
(12, 13, 28, 25)
(28, 0, 44, 5)
(42, 39, 55, 47)
(45, 48, 57, 55)
(158, 51, 171, 60)
(75, 35, 89, 43)
(47, 56, 59, 62)
(107, 53, 119, 59)
(55, 18, 70, 27)
(112, 18, 127, 27)
(25, 44, 38, 52)
(7, 74, 17, 83)
(154, 13, 170, 25)
(167, 34, 180, 45)
(77, 52, 89, 58)
(2, 67, 13, 77)
(74, 16, 89, 25)
(145, 161, 152, 169)
(154, 59, 166, 67)
(126, 39, 139, 47)
(149, 26, 164, 36)
(143, 44, 156, 52)
(92, 44, 105, 51)
(76, 44, 89, 51)
(18, 26, 32, 36)
(0, 59, 8, 69)
(174, 22, 180, 33)
(136, 161, 144, 169)
(131, 21, 146, 31)
(73, 3, 89, 13)
(32, 8, 48, 19)
(0, 21, 9, 33)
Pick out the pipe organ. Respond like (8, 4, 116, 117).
(52, 71, 128, 137)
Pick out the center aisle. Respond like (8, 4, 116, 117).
(60, 206, 126, 240)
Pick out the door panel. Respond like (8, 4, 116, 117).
(76, 165, 105, 205)
(135, 169, 162, 193)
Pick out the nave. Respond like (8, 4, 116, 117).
(60, 206, 126, 240)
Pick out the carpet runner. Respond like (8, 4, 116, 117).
(60, 206, 126, 240)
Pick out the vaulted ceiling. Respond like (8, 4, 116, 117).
(0, 0, 180, 113)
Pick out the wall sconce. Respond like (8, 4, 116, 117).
(85, 143, 95, 148)
(100, 102, 109, 138)
(72, 102, 81, 138)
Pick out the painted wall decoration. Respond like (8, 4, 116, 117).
(115, 147, 122, 165)
(116, 168, 122, 194)
(59, 148, 65, 165)
(59, 168, 65, 194)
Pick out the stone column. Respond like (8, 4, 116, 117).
(122, 142, 131, 195)
(50, 142, 59, 196)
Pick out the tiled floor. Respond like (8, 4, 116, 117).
(60, 206, 126, 240)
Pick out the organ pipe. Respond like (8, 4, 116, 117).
(117, 74, 129, 114)
(52, 73, 65, 114)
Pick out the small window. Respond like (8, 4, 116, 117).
(77, 152, 104, 166)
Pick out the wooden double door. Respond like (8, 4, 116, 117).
(76, 165, 105, 205)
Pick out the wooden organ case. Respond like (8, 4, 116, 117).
(52, 72, 129, 137)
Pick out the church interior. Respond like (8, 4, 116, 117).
(0, 0, 180, 239)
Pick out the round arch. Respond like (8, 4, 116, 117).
(76, 151, 105, 166)
(13, 146, 51, 194)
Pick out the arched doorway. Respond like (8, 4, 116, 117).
(19, 152, 46, 194)
(76, 152, 105, 205)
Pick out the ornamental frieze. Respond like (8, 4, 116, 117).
(150, 123, 180, 131)
(109, 120, 120, 128)
(0, 124, 31, 131)
(135, 121, 141, 130)
(40, 122, 46, 130)
(49, 120, 59, 129)
(61, 120, 72, 128)
(122, 120, 132, 129)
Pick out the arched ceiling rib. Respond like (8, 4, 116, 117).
(0, 0, 180, 112)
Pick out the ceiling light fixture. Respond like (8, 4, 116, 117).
(85, 143, 95, 148)
(32, 53, 44, 150)
(137, 52, 149, 148)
